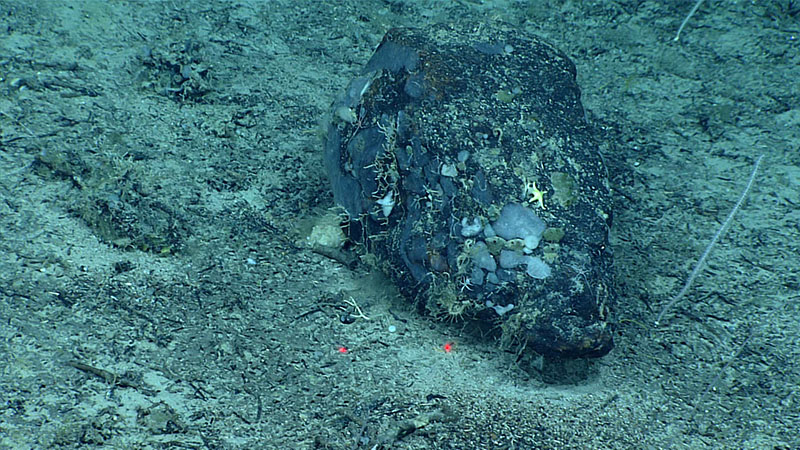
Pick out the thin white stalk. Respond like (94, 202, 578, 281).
(655, 155, 764, 326)
(674, 0, 706, 42)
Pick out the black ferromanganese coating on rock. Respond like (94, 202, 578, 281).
(324, 23, 614, 358)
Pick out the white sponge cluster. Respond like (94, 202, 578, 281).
(499, 250, 552, 279)
(461, 203, 552, 290)
(490, 203, 546, 253)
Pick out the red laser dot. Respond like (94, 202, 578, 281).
(338, 346, 348, 354)
(443, 342, 453, 353)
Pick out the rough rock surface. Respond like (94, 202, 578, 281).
(324, 23, 614, 358)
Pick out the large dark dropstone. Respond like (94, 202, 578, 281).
(324, 23, 614, 358)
